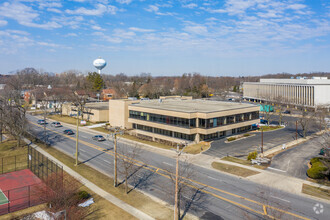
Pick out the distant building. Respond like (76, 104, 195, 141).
(62, 102, 109, 123)
(101, 88, 116, 101)
(243, 78, 330, 108)
(109, 98, 259, 144)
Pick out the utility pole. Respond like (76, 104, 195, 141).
(261, 127, 264, 155)
(110, 127, 124, 187)
(75, 106, 79, 166)
(296, 120, 298, 140)
(174, 142, 188, 220)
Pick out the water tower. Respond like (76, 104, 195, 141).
(93, 57, 107, 74)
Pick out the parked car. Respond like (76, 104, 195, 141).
(260, 119, 268, 124)
(92, 135, 105, 141)
(282, 110, 291, 114)
(252, 124, 259, 129)
(63, 129, 74, 135)
(51, 122, 62, 127)
(37, 119, 46, 125)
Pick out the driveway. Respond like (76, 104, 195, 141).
(203, 115, 318, 158)
(267, 135, 325, 179)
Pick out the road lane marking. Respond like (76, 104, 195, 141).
(29, 121, 311, 220)
(162, 162, 173, 167)
(102, 159, 111, 164)
(263, 205, 267, 215)
(271, 196, 291, 203)
(207, 176, 219, 181)
(267, 167, 287, 172)
(80, 149, 86, 153)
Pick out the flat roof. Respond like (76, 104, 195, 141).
(85, 102, 109, 110)
(129, 99, 257, 113)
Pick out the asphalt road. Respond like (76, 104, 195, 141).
(27, 114, 329, 220)
(267, 135, 326, 179)
(204, 115, 319, 158)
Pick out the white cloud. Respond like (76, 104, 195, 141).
(182, 3, 197, 9)
(47, 8, 62, 13)
(0, 2, 61, 29)
(91, 25, 105, 31)
(65, 4, 117, 16)
(145, 5, 174, 16)
(129, 27, 155, 32)
(116, 0, 132, 4)
(0, 20, 7, 26)
(287, 4, 306, 10)
(184, 25, 208, 35)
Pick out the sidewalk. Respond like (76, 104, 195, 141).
(23, 138, 154, 220)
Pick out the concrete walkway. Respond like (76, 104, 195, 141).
(23, 138, 155, 220)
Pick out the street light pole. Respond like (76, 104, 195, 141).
(110, 127, 124, 187)
(75, 107, 79, 166)
(174, 142, 188, 220)
(114, 133, 118, 187)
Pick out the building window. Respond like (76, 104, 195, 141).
(129, 110, 196, 128)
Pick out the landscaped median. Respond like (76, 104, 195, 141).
(211, 162, 260, 177)
(302, 184, 330, 200)
(221, 156, 267, 170)
(225, 133, 255, 143)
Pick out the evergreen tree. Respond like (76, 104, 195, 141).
(87, 72, 104, 91)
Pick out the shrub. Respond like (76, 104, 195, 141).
(310, 157, 321, 164)
(77, 191, 90, 200)
(243, 133, 250, 137)
(307, 166, 328, 179)
(227, 137, 236, 142)
(247, 151, 258, 161)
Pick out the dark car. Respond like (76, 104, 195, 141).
(63, 129, 74, 135)
(92, 135, 105, 141)
(283, 110, 291, 114)
(260, 119, 268, 124)
(37, 119, 46, 125)
(51, 122, 62, 127)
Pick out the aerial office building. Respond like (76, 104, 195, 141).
(243, 78, 330, 108)
(109, 99, 259, 144)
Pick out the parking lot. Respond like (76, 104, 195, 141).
(203, 115, 319, 158)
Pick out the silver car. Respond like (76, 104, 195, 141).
(92, 135, 105, 141)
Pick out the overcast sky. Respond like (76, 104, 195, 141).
(0, 0, 329, 76)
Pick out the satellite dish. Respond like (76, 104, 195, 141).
(93, 57, 107, 74)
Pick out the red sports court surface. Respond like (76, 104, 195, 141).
(0, 169, 44, 215)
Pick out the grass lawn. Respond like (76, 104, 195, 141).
(47, 115, 94, 127)
(221, 157, 267, 170)
(183, 142, 211, 154)
(91, 127, 110, 134)
(36, 142, 176, 220)
(0, 204, 46, 220)
(307, 178, 330, 187)
(211, 162, 260, 177)
(258, 126, 282, 132)
(302, 184, 330, 200)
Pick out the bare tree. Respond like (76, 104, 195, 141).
(315, 105, 329, 131)
(117, 143, 141, 194)
(163, 153, 203, 220)
(298, 109, 316, 138)
(36, 172, 89, 220)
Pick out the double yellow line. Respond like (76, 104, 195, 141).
(30, 121, 310, 220)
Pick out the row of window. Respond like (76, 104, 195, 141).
(199, 111, 259, 129)
(130, 110, 196, 128)
(200, 131, 226, 141)
(133, 123, 196, 141)
(130, 110, 259, 129)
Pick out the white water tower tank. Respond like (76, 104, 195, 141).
(93, 57, 107, 74)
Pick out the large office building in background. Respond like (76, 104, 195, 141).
(110, 99, 259, 144)
(243, 78, 330, 108)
